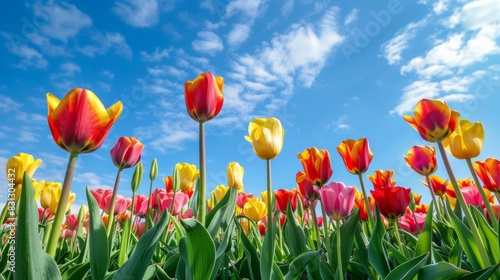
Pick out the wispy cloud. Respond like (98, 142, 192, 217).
(381, 18, 427, 65)
(113, 0, 160, 28)
(192, 31, 224, 55)
(140, 47, 172, 62)
(227, 24, 251, 48)
(344, 9, 358, 26)
(77, 31, 133, 58)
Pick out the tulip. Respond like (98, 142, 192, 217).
(40, 182, 76, 215)
(353, 188, 375, 221)
(296, 171, 320, 201)
(244, 199, 267, 222)
(319, 182, 356, 221)
(135, 222, 146, 238)
(368, 170, 396, 190)
(163, 176, 173, 192)
(422, 175, 448, 197)
(110, 136, 144, 170)
(370, 186, 411, 219)
(65, 214, 79, 231)
(157, 192, 189, 215)
(461, 186, 486, 207)
(47, 88, 123, 153)
(403, 98, 460, 142)
(404, 146, 437, 176)
(184, 72, 224, 122)
(102, 193, 131, 215)
(151, 188, 166, 209)
(214, 185, 229, 203)
(237, 192, 253, 209)
(245, 117, 285, 160)
(398, 212, 425, 234)
(227, 162, 244, 191)
(90, 188, 112, 210)
(337, 138, 374, 175)
(176, 163, 200, 193)
(474, 158, 500, 193)
(6, 152, 42, 185)
(442, 119, 484, 159)
(486, 205, 500, 223)
(297, 147, 333, 187)
(133, 194, 149, 217)
(275, 189, 296, 212)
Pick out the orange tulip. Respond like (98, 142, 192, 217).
(404, 146, 437, 176)
(422, 175, 448, 197)
(184, 72, 224, 122)
(403, 99, 460, 142)
(297, 147, 333, 187)
(474, 158, 500, 193)
(47, 88, 123, 153)
(368, 170, 396, 190)
(337, 138, 374, 175)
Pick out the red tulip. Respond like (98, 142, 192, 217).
(370, 186, 411, 219)
(184, 72, 224, 122)
(297, 147, 333, 187)
(275, 189, 296, 212)
(133, 194, 149, 217)
(320, 182, 356, 221)
(46, 88, 123, 153)
(110, 136, 144, 170)
(65, 214, 78, 231)
(337, 138, 374, 175)
(474, 158, 500, 193)
(296, 171, 320, 201)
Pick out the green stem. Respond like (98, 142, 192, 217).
(146, 179, 154, 232)
(266, 159, 272, 236)
(310, 203, 321, 250)
(466, 158, 498, 230)
(46, 152, 79, 257)
(0, 203, 8, 225)
(106, 169, 123, 237)
(198, 121, 206, 225)
(437, 141, 491, 267)
(392, 219, 405, 255)
(425, 175, 442, 218)
(320, 198, 331, 264)
(358, 173, 374, 230)
(336, 220, 344, 280)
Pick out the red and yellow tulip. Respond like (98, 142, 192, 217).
(474, 158, 500, 193)
(110, 136, 144, 170)
(404, 146, 437, 176)
(184, 72, 224, 122)
(368, 170, 396, 190)
(337, 137, 374, 175)
(297, 147, 333, 187)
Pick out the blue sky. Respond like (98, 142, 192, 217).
(1, 0, 500, 213)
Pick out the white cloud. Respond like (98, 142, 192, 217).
(227, 24, 251, 47)
(226, 0, 268, 19)
(344, 9, 358, 26)
(1, 41, 48, 69)
(19, 131, 39, 143)
(50, 62, 80, 80)
(77, 31, 132, 58)
(433, 0, 451, 14)
(74, 172, 113, 190)
(382, 19, 427, 65)
(0, 95, 22, 112)
(282, 0, 294, 16)
(453, 0, 500, 30)
(326, 116, 349, 131)
(113, 0, 160, 27)
(140, 47, 172, 62)
(147, 65, 186, 78)
(192, 31, 224, 55)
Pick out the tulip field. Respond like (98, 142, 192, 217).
(3, 76, 500, 280)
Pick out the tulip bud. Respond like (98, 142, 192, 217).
(131, 162, 143, 193)
(149, 158, 158, 181)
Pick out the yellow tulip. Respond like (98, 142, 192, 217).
(6, 152, 42, 185)
(227, 162, 244, 192)
(215, 185, 229, 203)
(244, 199, 267, 222)
(442, 119, 484, 159)
(245, 117, 284, 160)
(260, 191, 268, 208)
(40, 182, 75, 215)
(175, 163, 200, 192)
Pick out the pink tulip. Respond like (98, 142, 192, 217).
(60, 228, 74, 238)
(151, 188, 167, 209)
(65, 214, 79, 230)
(461, 186, 484, 207)
(319, 182, 356, 221)
(237, 192, 253, 209)
(90, 188, 112, 210)
(133, 194, 149, 217)
(103, 193, 132, 215)
(181, 209, 194, 219)
(296, 171, 320, 201)
(398, 212, 425, 234)
(135, 222, 146, 238)
(110, 136, 144, 169)
(158, 192, 189, 215)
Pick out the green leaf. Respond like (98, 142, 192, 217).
(284, 251, 320, 280)
(206, 188, 237, 237)
(416, 203, 434, 257)
(62, 262, 90, 280)
(118, 214, 132, 266)
(385, 252, 429, 280)
(353, 224, 377, 279)
(368, 208, 390, 278)
(15, 173, 61, 280)
(237, 219, 261, 280)
(283, 203, 305, 257)
(331, 210, 359, 274)
(446, 200, 483, 270)
(114, 211, 170, 279)
(457, 264, 500, 280)
(179, 218, 216, 280)
(155, 264, 172, 280)
(260, 211, 277, 280)
(449, 240, 463, 266)
(86, 187, 109, 280)
(470, 206, 499, 263)
(418, 262, 469, 280)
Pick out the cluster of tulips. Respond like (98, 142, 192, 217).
(2, 72, 500, 280)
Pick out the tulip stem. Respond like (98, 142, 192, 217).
(106, 169, 123, 238)
(46, 152, 79, 258)
(358, 174, 374, 231)
(466, 158, 498, 230)
(146, 179, 154, 231)
(392, 219, 405, 256)
(198, 121, 207, 226)
(437, 141, 491, 268)
(266, 159, 272, 235)
(336, 220, 344, 280)
(310, 204, 321, 250)
(425, 175, 442, 218)
(319, 198, 331, 264)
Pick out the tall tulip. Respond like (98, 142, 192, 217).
(185, 72, 224, 225)
(227, 162, 244, 192)
(337, 137, 374, 225)
(296, 171, 320, 201)
(297, 147, 333, 187)
(442, 119, 484, 160)
(370, 186, 411, 219)
(45, 88, 122, 257)
(245, 117, 284, 279)
(110, 136, 144, 170)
